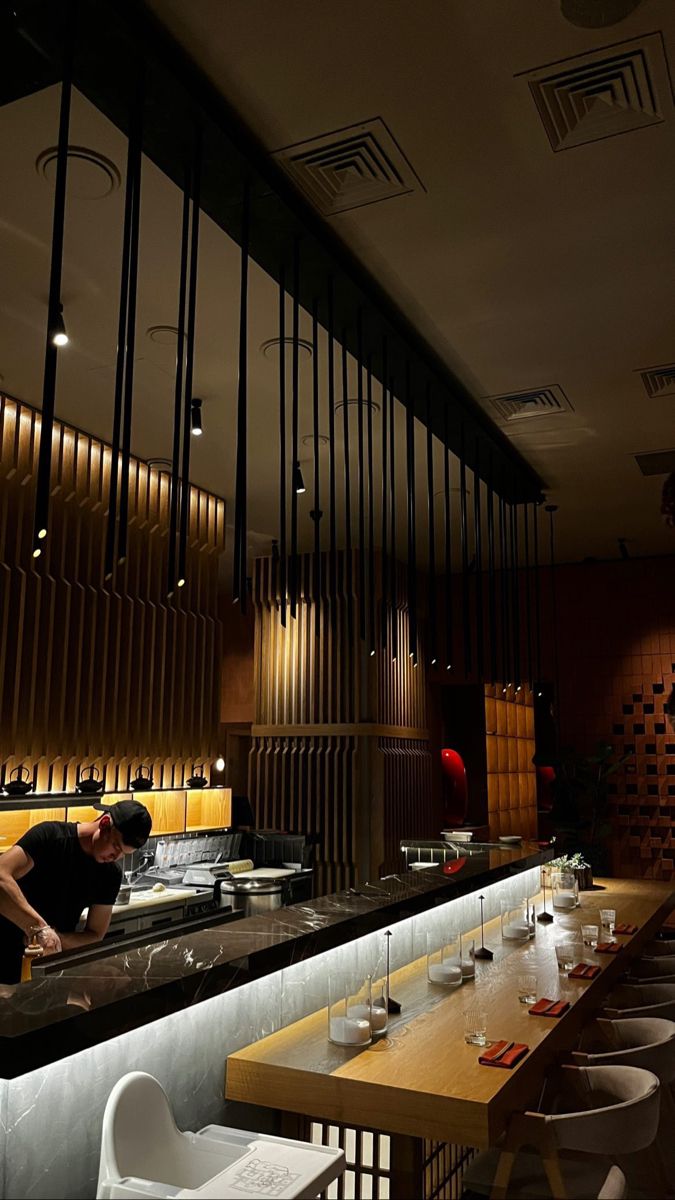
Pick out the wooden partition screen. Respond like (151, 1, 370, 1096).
(0, 394, 225, 793)
(249, 554, 434, 892)
(485, 684, 537, 839)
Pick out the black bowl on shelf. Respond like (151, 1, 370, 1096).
(3, 767, 33, 796)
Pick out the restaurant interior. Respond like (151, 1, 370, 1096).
(1, 1, 674, 1197)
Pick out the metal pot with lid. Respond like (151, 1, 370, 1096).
(219, 876, 284, 917)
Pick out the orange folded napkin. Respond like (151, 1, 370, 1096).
(569, 963, 601, 980)
(478, 1040, 529, 1069)
(595, 941, 622, 954)
(613, 922, 638, 935)
(528, 997, 571, 1017)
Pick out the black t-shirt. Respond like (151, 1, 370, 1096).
(0, 821, 121, 984)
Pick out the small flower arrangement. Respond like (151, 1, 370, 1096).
(549, 852, 590, 871)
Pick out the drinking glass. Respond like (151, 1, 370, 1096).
(460, 935, 476, 979)
(581, 924, 599, 948)
(555, 941, 581, 972)
(517, 973, 537, 1004)
(501, 900, 530, 941)
(600, 909, 616, 938)
(464, 1007, 488, 1046)
(427, 930, 462, 987)
(328, 974, 372, 1046)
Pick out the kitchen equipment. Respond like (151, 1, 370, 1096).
(186, 764, 208, 788)
(3, 765, 33, 796)
(219, 875, 285, 916)
(130, 766, 153, 792)
(443, 829, 473, 843)
(76, 765, 104, 795)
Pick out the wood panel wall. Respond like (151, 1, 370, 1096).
(485, 684, 537, 839)
(249, 552, 434, 892)
(0, 393, 225, 793)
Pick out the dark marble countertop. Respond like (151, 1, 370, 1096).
(0, 842, 552, 1078)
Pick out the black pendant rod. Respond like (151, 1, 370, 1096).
(232, 178, 249, 606)
(105, 65, 141, 581)
(33, 8, 73, 556)
(341, 333, 353, 641)
(166, 161, 191, 595)
(380, 340, 389, 652)
(524, 502, 533, 687)
(534, 502, 542, 685)
(547, 504, 560, 707)
(426, 385, 437, 666)
(366, 355, 376, 656)
(278, 265, 287, 627)
(405, 362, 417, 662)
(459, 419, 471, 675)
(177, 129, 203, 591)
(499, 495, 509, 686)
(511, 494, 520, 688)
(116, 73, 144, 568)
(487, 455, 497, 684)
(327, 279, 337, 615)
(473, 437, 484, 680)
(356, 310, 366, 642)
(389, 374, 398, 660)
(289, 237, 300, 619)
(443, 404, 453, 672)
(311, 295, 321, 637)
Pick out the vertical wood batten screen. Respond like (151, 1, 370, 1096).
(0, 394, 224, 792)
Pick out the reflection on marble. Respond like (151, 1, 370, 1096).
(0, 851, 547, 1199)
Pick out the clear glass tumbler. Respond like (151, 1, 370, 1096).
(600, 909, 616, 938)
(581, 924, 599, 948)
(427, 930, 463, 987)
(555, 941, 581, 972)
(517, 973, 537, 1004)
(463, 1007, 488, 1045)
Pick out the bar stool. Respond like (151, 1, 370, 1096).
(96, 1071, 345, 1199)
(572, 1018, 675, 1196)
(642, 938, 675, 956)
(628, 955, 675, 981)
(461, 1064, 659, 1200)
(604, 982, 675, 1020)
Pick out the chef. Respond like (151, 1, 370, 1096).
(0, 800, 152, 984)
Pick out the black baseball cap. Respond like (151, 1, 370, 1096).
(98, 799, 153, 849)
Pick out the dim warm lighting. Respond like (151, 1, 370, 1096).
(516, 685, 522, 693)
(190, 397, 203, 436)
(215, 755, 225, 772)
(446, 664, 452, 671)
(409, 651, 414, 659)
(32, 547, 41, 558)
(177, 577, 185, 588)
(51, 304, 68, 347)
(370, 649, 375, 657)
(537, 691, 543, 697)
(293, 461, 306, 494)
(431, 657, 437, 666)
(37, 527, 47, 540)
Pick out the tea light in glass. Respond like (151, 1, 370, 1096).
(427, 930, 463, 987)
(501, 899, 530, 941)
(552, 870, 579, 912)
(461, 935, 476, 979)
(328, 973, 372, 1046)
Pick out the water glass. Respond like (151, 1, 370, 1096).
(555, 941, 581, 972)
(460, 935, 476, 979)
(464, 1007, 488, 1046)
(427, 930, 462, 987)
(600, 909, 616, 937)
(581, 924, 599, 948)
(517, 973, 537, 1004)
(328, 973, 372, 1046)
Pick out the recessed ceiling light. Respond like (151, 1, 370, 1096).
(334, 397, 380, 416)
(146, 325, 180, 345)
(36, 145, 121, 199)
(301, 433, 329, 447)
(260, 336, 313, 360)
(146, 457, 173, 472)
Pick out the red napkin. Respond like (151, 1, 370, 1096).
(478, 1040, 529, 1069)
(569, 963, 601, 980)
(528, 997, 571, 1017)
(595, 942, 623, 954)
(613, 923, 638, 935)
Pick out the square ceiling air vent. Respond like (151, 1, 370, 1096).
(273, 117, 424, 215)
(518, 33, 670, 151)
(634, 448, 675, 476)
(638, 362, 675, 398)
(487, 385, 574, 422)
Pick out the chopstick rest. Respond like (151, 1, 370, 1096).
(528, 997, 570, 1017)
(569, 963, 601, 980)
(595, 942, 623, 954)
(478, 1040, 529, 1069)
(613, 923, 638, 935)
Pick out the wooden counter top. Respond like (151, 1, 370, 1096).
(226, 878, 674, 1148)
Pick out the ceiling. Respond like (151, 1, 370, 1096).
(141, 0, 675, 565)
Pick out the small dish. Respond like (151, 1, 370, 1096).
(443, 830, 473, 843)
(498, 835, 522, 844)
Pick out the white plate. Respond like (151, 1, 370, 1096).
(498, 835, 522, 844)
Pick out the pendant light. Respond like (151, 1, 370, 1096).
(486, 455, 497, 684)
(356, 310, 366, 642)
(327, 280, 337, 618)
(389, 372, 397, 660)
(380, 339, 389, 652)
(293, 462, 306, 493)
(459, 419, 470, 674)
(546, 503, 560, 714)
(523, 502, 533, 687)
(473, 437, 484, 680)
(176, 129, 202, 592)
(190, 398, 203, 436)
(289, 237, 300, 618)
(341, 332, 354, 642)
(311, 295, 322, 637)
(426, 385, 437, 667)
(534, 500, 543, 688)
(443, 403, 453, 671)
(232, 176, 249, 609)
(405, 361, 418, 663)
(278, 265, 288, 627)
(167, 159, 191, 596)
(51, 304, 68, 347)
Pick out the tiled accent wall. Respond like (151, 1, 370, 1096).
(485, 684, 537, 839)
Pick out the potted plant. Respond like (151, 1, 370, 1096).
(534, 742, 629, 876)
(548, 852, 593, 892)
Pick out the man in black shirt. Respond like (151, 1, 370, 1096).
(0, 800, 152, 984)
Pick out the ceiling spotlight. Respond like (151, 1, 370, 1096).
(51, 303, 68, 347)
(516, 685, 522, 693)
(190, 397, 203, 437)
(215, 755, 225, 772)
(32, 547, 41, 559)
(177, 577, 185, 588)
(293, 461, 306, 494)
(431, 657, 437, 666)
(446, 663, 452, 671)
(370, 649, 375, 657)
(37, 527, 47, 540)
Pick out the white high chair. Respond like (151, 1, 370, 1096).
(96, 1072, 344, 1200)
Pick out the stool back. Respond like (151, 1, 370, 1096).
(544, 1065, 659, 1156)
(572, 1018, 675, 1083)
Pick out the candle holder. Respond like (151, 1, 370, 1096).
(427, 930, 463, 987)
(460, 934, 476, 979)
(552, 869, 579, 912)
(537, 867, 554, 924)
(328, 973, 372, 1047)
(501, 899, 530, 942)
(474, 894, 494, 960)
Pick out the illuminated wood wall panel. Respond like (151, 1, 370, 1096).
(0, 394, 225, 793)
(485, 684, 537, 839)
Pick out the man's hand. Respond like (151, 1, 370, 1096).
(33, 926, 62, 955)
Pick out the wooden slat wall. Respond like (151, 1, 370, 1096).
(249, 552, 432, 892)
(0, 394, 225, 793)
(485, 684, 537, 839)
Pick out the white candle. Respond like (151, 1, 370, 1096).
(329, 1016, 370, 1045)
(428, 963, 462, 985)
(502, 922, 530, 939)
(461, 958, 475, 978)
(347, 1003, 388, 1031)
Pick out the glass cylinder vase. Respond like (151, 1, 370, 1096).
(427, 930, 463, 987)
(328, 974, 372, 1046)
(500, 899, 530, 941)
(552, 870, 579, 912)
